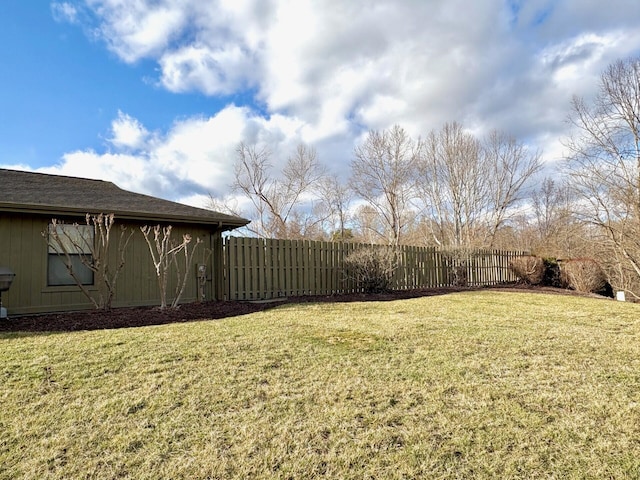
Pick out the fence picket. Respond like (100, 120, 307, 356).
(223, 237, 525, 300)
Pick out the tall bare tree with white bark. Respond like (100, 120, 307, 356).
(316, 173, 353, 241)
(350, 125, 420, 246)
(418, 122, 483, 247)
(418, 122, 541, 248)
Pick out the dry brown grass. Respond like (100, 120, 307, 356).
(1, 291, 639, 479)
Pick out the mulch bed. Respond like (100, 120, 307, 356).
(0, 284, 612, 333)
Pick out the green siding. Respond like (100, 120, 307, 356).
(0, 212, 222, 315)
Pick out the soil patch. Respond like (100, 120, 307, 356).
(0, 284, 612, 333)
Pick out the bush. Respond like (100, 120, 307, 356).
(542, 257, 562, 287)
(559, 258, 608, 294)
(441, 249, 470, 287)
(508, 255, 545, 285)
(344, 246, 397, 293)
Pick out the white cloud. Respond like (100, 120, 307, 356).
(30, 105, 322, 208)
(49, 0, 640, 193)
(86, 0, 189, 63)
(84, 4, 639, 113)
(51, 2, 79, 23)
(109, 111, 150, 150)
(41, 150, 150, 190)
(158, 44, 253, 95)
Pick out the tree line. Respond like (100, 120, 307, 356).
(210, 56, 640, 299)
(210, 123, 543, 249)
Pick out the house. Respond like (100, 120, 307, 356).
(0, 168, 249, 315)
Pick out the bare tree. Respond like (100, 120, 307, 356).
(233, 142, 273, 237)
(482, 130, 543, 246)
(532, 178, 566, 242)
(232, 142, 327, 238)
(418, 123, 541, 248)
(564, 56, 640, 297)
(140, 225, 204, 309)
(207, 194, 244, 219)
(316, 173, 353, 241)
(350, 125, 420, 246)
(418, 122, 485, 247)
(529, 177, 586, 257)
(45, 213, 133, 310)
(351, 204, 386, 244)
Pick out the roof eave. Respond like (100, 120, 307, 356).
(0, 203, 250, 229)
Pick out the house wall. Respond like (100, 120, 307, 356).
(0, 212, 222, 315)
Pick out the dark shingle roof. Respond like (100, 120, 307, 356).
(0, 169, 249, 229)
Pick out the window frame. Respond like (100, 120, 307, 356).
(46, 223, 95, 287)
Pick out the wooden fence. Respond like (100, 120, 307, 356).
(223, 237, 527, 301)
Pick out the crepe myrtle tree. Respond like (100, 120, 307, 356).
(44, 213, 134, 310)
(140, 224, 207, 309)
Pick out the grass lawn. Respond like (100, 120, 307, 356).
(1, 291, 640, 479)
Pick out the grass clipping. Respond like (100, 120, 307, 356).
(1, 291, 640, 479)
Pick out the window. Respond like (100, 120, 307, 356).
(47, 223, 94, 286)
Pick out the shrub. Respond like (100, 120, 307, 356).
(441, 249, 470, 287)
(508, 255, 545, 285)
(344, 246, 397, 293)
(559, 258, 608, 294)
(542, 257, 562, 287)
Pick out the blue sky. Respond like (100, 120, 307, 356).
(1, 1, 640, 209)
(0, 1, 231, 165)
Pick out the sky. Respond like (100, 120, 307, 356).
(1, 0, 640, 210)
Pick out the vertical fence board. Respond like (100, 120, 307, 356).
(223, 237, 526, 300)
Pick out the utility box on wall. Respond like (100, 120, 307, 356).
(0, 266, 15, 318)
